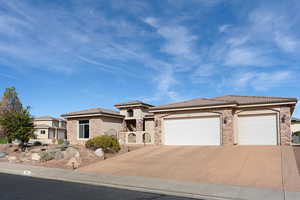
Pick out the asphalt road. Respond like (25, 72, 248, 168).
(0, 173, 199, 200)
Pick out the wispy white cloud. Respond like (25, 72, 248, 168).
(231, 70, 292, 91)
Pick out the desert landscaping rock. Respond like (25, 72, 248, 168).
(64, 147, 80, 160)
(94, 148, 104, 157)
(67, 157, 81, 169)
(0, 152, 8, 158)
(54, 151, 64, 160)
(31, 153, 41, 161)
(7, 156, 17, 162)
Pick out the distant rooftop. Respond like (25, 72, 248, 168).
(34, 116, 65, 121)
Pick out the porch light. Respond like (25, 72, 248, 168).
(281, 115, 287, 123)
(223, 117, 228, 124)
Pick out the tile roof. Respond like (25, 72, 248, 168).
(61, 107, 123, 118)
(211, 95, 298, 105)
(34, 116, 65, 121)
(115, 100, 154, 107)
(150, 95, 297, 111)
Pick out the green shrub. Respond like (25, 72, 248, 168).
(57, 139, 64, 145)
(0, 138, 8, 144)
(293, 131, 300, 136)
(85, 135, 120, 152)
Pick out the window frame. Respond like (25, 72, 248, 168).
(77, 120, 90, 140)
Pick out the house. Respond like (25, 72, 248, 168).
(62, 95, 298, 146)
(292, 118, 300, 133)
(33, 116, 67, 144)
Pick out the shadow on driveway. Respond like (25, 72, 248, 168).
(0, 173, 198, 200)
(293, 146, 300, 176)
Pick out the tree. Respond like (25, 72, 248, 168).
(0, 107, 34, 150)
(0, 87, 22, 114)
(0, 87, 23, 138)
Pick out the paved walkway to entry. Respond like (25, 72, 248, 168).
(80, 146, 300, 192)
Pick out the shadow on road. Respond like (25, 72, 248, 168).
(0, 173, 198, 200)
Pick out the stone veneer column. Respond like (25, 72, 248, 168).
(136, 119, 144, 131)
(221, 109, 234, 145)
(154, 114, 163, 145)
(280, 106, 292, 145)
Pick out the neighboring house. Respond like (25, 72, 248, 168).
(62, 95, 298, 146)
(33, 116, 67, 144)
(292, 118, 300, 133)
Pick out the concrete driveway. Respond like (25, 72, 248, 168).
(80, 146, 300, 192)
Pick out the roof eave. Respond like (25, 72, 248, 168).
(149, 104, 237, 113)
(61, 112, 124, 119)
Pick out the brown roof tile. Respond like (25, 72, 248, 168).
(61, 108, 123, 118)
(150, 95, 297, 111)
(115, 100, 154, 107)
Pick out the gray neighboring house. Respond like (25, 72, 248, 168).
(62, 95, 298, 146)
(33, 116, 67, 144)
(292, 118, 300, 133)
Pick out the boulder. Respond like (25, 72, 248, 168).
(94, 148, 104, 158)
(31, 153, 41, 161)
(54, 151, 64, 160)
(8, 156, 17, 162)
(0, 152, 8, 158)
(66, 157, 81, 169)
(64, 147, 80, 160)
(19, 152, 30, 162)
(39, 151, 55, 162)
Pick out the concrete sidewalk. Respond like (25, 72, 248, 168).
(0, 162, 299, 200)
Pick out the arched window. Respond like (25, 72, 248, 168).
(127, 109, 134, 117)
(128, 133, 136, 143)
(143, 132, 151, 143)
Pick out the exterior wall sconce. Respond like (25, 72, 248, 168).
(223, 117, 228, 124)
(281, 114, 287, 123)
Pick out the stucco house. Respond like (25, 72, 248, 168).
(62, 95, 298, 146)
(33, 116, 67, 144)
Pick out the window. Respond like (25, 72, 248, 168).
(79, 120, 89, 139)
(127, 109, 134, 117)
(40, 130, 46, 134)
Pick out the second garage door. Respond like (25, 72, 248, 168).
(238, 114, 278, 145)
(164, 117, 221, 145)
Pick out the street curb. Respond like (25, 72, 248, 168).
(0, 162, 294, 200)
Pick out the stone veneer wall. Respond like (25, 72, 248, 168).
(279, 106, 292, 145)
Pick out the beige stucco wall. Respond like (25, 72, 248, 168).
(34, 128, 49, 139)
(101, 117, 123, 135)
(292, 123, 300, 133)
(34, 120, 53, 127)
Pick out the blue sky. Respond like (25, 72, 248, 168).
(0, 0, 300, 118)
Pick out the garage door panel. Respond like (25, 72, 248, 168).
(164, 117, 220, 145)
(238, 114, 277, 145)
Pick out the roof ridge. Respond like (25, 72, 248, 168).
(223, 94, 297, 100)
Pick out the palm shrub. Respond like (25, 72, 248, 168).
(85, 135, 120, 153)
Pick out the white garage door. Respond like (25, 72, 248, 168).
(164, 117, 220, 145)
(238, 114, 277, 145)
